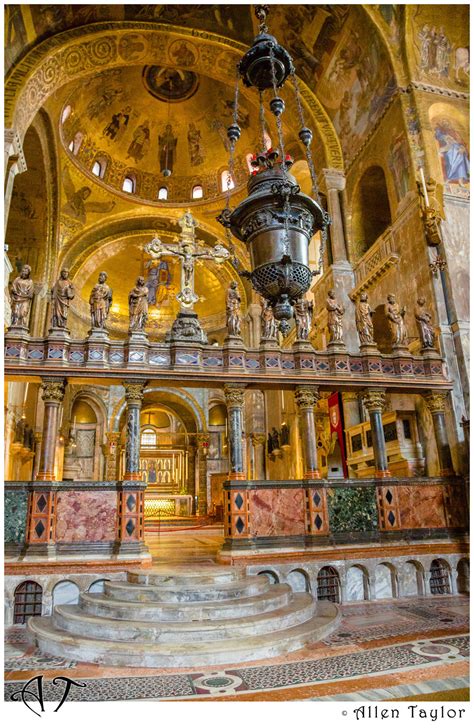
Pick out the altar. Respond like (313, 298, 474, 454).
(144, 488, 193, 519)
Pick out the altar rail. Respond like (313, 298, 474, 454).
(5, 480, 150, 562)
(222, 477, 468, 551)
(4, 332, 449, 390)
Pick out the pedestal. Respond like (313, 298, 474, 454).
(45, 328, 71, 366)
(125, 331, 148, 367)
(166, 311, 207, 344)
(86, 329, 110, 367)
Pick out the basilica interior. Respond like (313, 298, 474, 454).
(4, 3, 470, 705)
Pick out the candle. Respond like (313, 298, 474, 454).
(419, 166, 429, 207)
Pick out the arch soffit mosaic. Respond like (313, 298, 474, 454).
(5, 23, 343, 170)
(111, 386, 206, 433)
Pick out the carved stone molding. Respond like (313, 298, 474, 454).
(361, 389, 386, 413)
(423, 391, 448, 414)
(40, 378, 66, 404)
(294, 385, 320, 410)
(224, 383, 246, 408)
(123, 380, 146, 405)
(322, 167, 346, 192)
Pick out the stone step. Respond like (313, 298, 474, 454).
(52, 593, 316, 643)
(104, 574, 269, 603)
(29, 604, 340, 668)
(79, 583, 292, 621)
(126, 565, 247, 587)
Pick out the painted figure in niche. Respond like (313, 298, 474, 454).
(61, 167, 115, 224)
(159, 124, 178, 174)
(226, 282, 242, 337)
(293, 296, 313, 341)
(326, 289, 345, 343)
(385, 293, 408, 348)
(454, 47, 469, 83)
(418, 25, 452, 78)
(187, 123, 204, 166)
(145, 259, 172, 306)
(415, 297, 436, 349)
(388, 133, 410, 201)
(434, 122, 470, 184)
(86, 85, 124, 120)
(10, 264, 34, 329)
(148, 461, 157, 483)
(169, 41, 196, 67)
(89, 272, 113, 330)
(127, 121, 150, 163)
(12, 189, 37, 219)
(261, 298, 278, 340)
(51, 268, 75, 329)
(128, 276, 149, 332)
(355, 293, 375, 346)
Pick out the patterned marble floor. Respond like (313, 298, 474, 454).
(4, 595, 469, 702)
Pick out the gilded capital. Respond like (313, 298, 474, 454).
(322, 167, 346, 192)
(123, 380, 146, 405)
(251, 432, 267, 446)
(294, 385, 320, 410)
(361, 389, 386, 413)
(423, 391, 448, 414)
(224, 383, 245, 408)
(41, 378, 66, 404)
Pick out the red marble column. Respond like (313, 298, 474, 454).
(36, 378, 66, 481)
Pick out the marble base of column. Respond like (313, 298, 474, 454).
(304, 469, 321, 479)
(35, 470, 55, 482)
(123, 472, 144, 481)
(229, 472, 246, 480)
(374, 469, 392, 478)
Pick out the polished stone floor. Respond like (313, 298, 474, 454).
(4, 529, 470, 702)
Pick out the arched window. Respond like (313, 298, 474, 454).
(141, 428, 157, 448)
(429, 559, 451, 595)
(221, 170, 235, 192)
(69, 131, 83, 156)
(14, 580, 42, 624)
(192, 185, 203, 200)
(122, 175, 136, 194)
(88, 579, 110, 594)
(61, 105, 72, 124)
(317, 566, 341, 603)
(351, 165, 391, 261)
(158, 186, 168, 200)
(92, 158, 107, 179)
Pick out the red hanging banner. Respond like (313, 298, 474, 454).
(328, 392, 348, 477)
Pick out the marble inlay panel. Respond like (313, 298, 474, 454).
(397, 485, 446, 529)
(4, 490, 28, 544)
(55, 491, 117, 542)
(374, 563, 394, 599)
(346, 566, 366, 601)
(399, 561, 421, 597)
(249, 488, 305, 537)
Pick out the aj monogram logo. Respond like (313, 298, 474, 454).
(11, 675, 86, 716)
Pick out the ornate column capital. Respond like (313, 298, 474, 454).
(361, 389, 386, 413)
(423, 390, 448, 414)
(342, 391, 360, 403)
(294, 385, 320, 410)
(224, 383, 246, 408)
(123, 380, 146, 405)
(322, 167, 346, 192)
(251, 432, 267, 446)
(40, 378, 66, 404)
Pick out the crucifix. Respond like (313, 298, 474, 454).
(144, 211, 231, 311)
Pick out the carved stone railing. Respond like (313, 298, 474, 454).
(221, 476, 468, 552)
(3, 330, 450, 390)
(351, 226, 400, 298)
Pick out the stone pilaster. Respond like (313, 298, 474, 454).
(104, 432, 120, 480)
(423, 391, 455, 476)
(224, 384, 246, 479)
(250, 433, 266, 480)
(4, 128, 27, 227)
(361, 389, 391, 478)
(294, 385, 321, 479)
(322, 168, 347, 264)
(36, 378, 66, 481)
(196, 433, 209, 515)
(123, 380, 146, 480)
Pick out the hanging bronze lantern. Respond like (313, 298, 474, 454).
(218, 5, 330, 335)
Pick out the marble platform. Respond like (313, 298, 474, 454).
(28, 565, 340, 667)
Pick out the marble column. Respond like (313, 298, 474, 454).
(4, 128, 27, 228)
(123, 380, 146, 481)
(196, 434, 209, 515)
(251, 433, 266, 480)
(423, 391, 455, 476)
(295, 385, 321, 479)
(187, 443, 197, 500)
(36, 378, 66, 481)
(323, 168, 347, 264)
(224, 384, 246, 479)
(361, 389, 391, 478)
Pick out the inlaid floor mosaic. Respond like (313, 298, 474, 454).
(4, 596, 469, 702)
